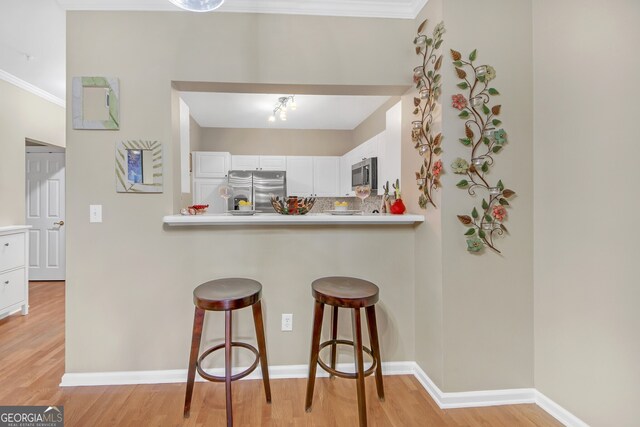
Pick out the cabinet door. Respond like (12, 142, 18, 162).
(193, 178, 228, 213)
(361, 134, 379, 160)
(286, 157, 314, 197)
(313, 157, 340, 197)
(231, 155, 260, 171)
(259, 156, 286, 171)
(193, 152, 230, 178)
(339, 154, 354, 197)
(380, 101, 402, 193)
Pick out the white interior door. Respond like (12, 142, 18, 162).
(26, 152, 66, 281)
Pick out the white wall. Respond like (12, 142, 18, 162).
(0, 79, 65, 225)
(533, 1, 640, 425)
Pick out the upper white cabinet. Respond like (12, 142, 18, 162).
(231, 155, 260, 171)
(339, 154, 355, 197)
(286, 156, 314, 197)
(259, 156, 286, 171)
(286, 156, 340, 197)
(193, 151, 230, 178)
(313, 157, 340, 197)
(378, 102, 402, 193)
(231, 155, 286, 171)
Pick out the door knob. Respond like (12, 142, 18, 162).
(54, 220, 65, 226)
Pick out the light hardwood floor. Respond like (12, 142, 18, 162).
(0, 282, 562, 426)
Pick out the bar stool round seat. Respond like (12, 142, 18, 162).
(311, 276, 379, 308)
(306, 276, 385, 427)
(194, 278, 262, 311)
(184, 278, 271, 427)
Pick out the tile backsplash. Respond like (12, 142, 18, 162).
(309, 196, 384, 214)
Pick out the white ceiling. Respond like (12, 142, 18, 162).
(0, 0, 426, 107)
(181, 92, 392, 130)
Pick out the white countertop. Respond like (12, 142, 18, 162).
(163, 212, 424, 226)
(0, 225, 32, 233)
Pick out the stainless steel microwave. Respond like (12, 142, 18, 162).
(352, 157, 377, 192)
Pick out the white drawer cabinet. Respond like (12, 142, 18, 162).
(0, 226, 30, 319)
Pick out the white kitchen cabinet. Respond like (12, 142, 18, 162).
(313, 157, 340, 197)
(193, 178, 228, 213)
(259, 156, 286, 171)
(285, 156, 314, 197)
(0, 226, 29, 319)
(339, 154, 355, 197)
(231, 155, 260, 171)
(193, 151, 230, 178)
(378, 101, 402, 193)
(287, 156, 341, 197)
(231, 155, 285, 171)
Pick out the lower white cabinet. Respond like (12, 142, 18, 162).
(0, 226, 29, 319)
(193, 178, 228, 213)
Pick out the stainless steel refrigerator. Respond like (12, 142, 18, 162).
(227, 170, 286, 212)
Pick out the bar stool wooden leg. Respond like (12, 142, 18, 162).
(252, 300, 272, 403)
(351, 308, 367, 427)
(329, 306, 339, 378)
(225, 309, 233, 427)
(305, 300, 325, 412)
(365, 305, 385, 401)
(184, 307, 205, 418)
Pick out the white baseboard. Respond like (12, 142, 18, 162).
(60, 361, 415, 387)
(535, 391, 589, 427)
(412, 363, 536, 409)
(60, 361, 587, 426)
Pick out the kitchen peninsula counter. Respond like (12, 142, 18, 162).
(163, 212, 424, 226)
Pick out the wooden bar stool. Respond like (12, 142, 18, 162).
(305, 276, 384, 427)
(183, 278, 271, 426)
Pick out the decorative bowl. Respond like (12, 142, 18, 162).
(189, 204, 209, 215)
(238, 204, 253, 211)
(270, 196, 316, 215)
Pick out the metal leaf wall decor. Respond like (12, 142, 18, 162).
(449, 49, 515, 254)
(412, 20, 445, 209)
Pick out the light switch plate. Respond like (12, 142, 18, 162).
(90, 205, 102, 223)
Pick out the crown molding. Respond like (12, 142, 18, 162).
(0, 69, 65, 108)
(57, 0, 426, 19)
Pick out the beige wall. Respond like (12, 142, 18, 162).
(405, 0, 445, 387)
(533, 1, 640, 425)
(199, 128, 354, 156)
(405, 0, 534, 392)
(66, 11, 416, 373)
(352, 96, 402, 147)
(0, 79, 65, 225)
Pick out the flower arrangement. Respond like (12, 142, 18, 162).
(412, 19, 445, 209)
(450, 48, 516, 254)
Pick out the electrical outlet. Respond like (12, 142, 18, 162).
(90, 205, 102, 223)
(281, 313, 293, 331)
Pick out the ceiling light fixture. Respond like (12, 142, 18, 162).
(269, 96, 296, 123)
(168, 0, 225, 12)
